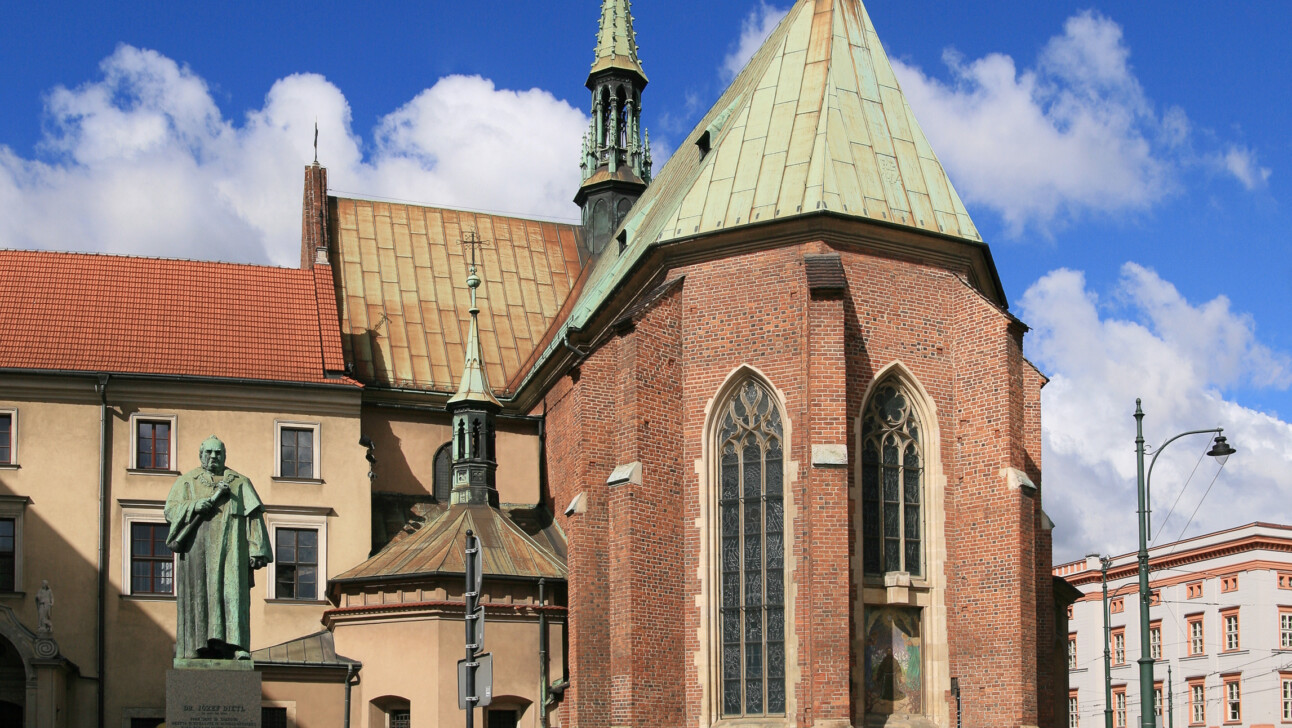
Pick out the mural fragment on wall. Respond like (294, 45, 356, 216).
(864, 606, 922, 715)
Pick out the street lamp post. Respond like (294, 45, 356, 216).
(1133, 399, 1235, 728)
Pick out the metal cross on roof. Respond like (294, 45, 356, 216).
(459, 230, 492, 276)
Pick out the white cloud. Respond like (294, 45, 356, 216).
(1217, 144, 1272, 190)
(722, 3, 789, 81)
(0, 45, 587, 267)
(1020, 264, 1292, 562)
(891, 11, 1270, 235)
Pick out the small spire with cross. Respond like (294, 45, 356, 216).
(450, 228, 499, 408)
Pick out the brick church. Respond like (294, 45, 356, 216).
(0, 0, 1072, 726)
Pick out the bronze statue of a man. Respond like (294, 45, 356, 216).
(164, 435, 272, 661)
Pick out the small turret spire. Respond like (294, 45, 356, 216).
(447, 230, 501, 508)
(576, 0, 652, 257)
(450, 231, 500, 408)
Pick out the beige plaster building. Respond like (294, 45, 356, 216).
(0, 252, 372, 727)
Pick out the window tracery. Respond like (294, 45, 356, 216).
(861, 381, 923, 577)
(717, 378, 786, 716)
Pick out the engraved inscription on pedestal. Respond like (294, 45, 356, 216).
(166, 668, 262, 728)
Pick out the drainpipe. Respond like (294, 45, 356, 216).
(95, 373, 109, 728)
(343, 663, 360, 728)
(539, 578, 548, 728)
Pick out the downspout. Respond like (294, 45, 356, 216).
(95, 373, 109, 728)
(343, 663, 360, 728)
(538, 578, 549, 728)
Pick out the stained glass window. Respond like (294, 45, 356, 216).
(861, 381, 923, 577)
(718, 379, 785, 716)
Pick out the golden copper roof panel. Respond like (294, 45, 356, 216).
(331, 198, 585, 393)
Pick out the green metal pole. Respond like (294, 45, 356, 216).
(1103, 557, 1114, 728)
(1168, 665, 1174, 728)
(1134, 400, 1155, 728)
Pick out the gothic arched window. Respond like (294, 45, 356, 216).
(717, 378, 786, 716)
(433, 442, 452, 502)
(861, 381, 923, 577)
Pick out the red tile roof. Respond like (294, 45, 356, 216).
(0, 250, 357, 386)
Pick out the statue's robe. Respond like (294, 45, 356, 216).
(164, 467, 272, 659)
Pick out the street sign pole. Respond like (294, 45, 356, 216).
(459, 530, 492, 725)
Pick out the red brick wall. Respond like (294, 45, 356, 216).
(301, 163, 327, 269)
(544, 237, 1056, 727)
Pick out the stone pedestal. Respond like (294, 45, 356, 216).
(166, 663, 261, 728)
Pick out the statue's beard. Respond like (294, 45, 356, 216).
(203, 462, 226, 476)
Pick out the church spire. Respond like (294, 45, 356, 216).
(448, 231, 500, 507)
(588, 0, 648, 86)
(576, 0, 651, 258)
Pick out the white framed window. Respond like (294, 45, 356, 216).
(1281, 609, 1292, 649)
(1068, 635, 1077, 669)
(0, 408, 17, 466)
(274, 421, 320, 480)
(1225, 677, 1241, 723)
(1113, 629, 1126, 665)
(1281, 675, 1292, 722)
(1154, 684, 1163, 717)
(1223, 611, 1240, 651)
(1068, 693, 1079, 728)
(1114, 688, 1127, 728)
(129, 413, 177, 472)
(264, 511, 328, 601)
(1189, 682, 1205, 725)
(1150, 623, 1162, 660)
(121, 502, 176, 597)
(0, 496, 28, 592)
(1189, 616, 1205, 655)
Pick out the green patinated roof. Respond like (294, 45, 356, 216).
(589, 0, 647, 83)
(521, 0, 985, 392)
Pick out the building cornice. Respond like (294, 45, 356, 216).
(1061, 531, 1292, 587)
(0, 370, 362, 415)
(322, 599, 566, 629)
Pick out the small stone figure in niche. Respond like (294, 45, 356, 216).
(164, 436, 272, 661)
(35, 580, 53, 634)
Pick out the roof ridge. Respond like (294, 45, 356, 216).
(0, 247, 304, 271)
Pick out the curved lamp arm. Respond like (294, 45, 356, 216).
(1144, 428, 1224, 535)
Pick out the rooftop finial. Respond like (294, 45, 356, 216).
(313, 120, 319, 165)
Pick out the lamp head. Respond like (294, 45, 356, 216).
(1206, 433, 1236, 465)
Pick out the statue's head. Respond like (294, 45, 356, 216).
(199, 436, 227, 474)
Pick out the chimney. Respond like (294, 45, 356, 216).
(300, 163, 329, 269)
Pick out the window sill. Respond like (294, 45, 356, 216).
(122, 594, 176, 602)
(265, 598, 329, 606)
(0, 591, 25, 599)
(127, 468, 181, 477)
(1179, 654, 1207, 661)
(271, 477, 325, 485)
(1220, 648, 1248, 656)
(0, 464, 19, 470)
(1069, 667, 1088, 674)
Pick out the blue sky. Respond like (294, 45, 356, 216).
(1, 1, 1288, 561)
